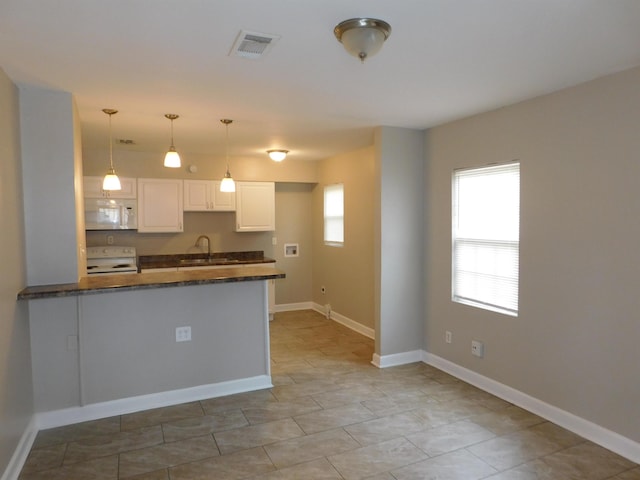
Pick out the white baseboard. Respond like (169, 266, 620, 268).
(274, 302, 314, 312)
(424, 352, 640, 464)
(311, 302, 375, 339)
(1, 416, 38, 480)
(372, 350, 424, 368)
(36, 375, 272, 430)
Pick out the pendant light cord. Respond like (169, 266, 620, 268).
(225, 121, 230, 174)
(108, 113, 114, 170)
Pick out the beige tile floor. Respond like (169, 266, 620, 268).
(19, 309, 640, 479)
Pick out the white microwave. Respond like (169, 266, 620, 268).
(85, 198, 137, 230)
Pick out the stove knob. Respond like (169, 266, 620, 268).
(103, 248, 108, 254)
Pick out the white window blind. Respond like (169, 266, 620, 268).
(452, 162, 520, 316)
(324, 184, 344, 245)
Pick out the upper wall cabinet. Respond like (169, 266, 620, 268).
(183, 180, 236, 212)
(84, 176, 137, 199)
(137, 178, 183, 233)
(235, 181, 275, 232)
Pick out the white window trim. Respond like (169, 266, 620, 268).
(452, 161, 520, 316)
(324, 183, 344, 247)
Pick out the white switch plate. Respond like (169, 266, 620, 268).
(471, 340, 484, 357)
(176, 326, 192, 342)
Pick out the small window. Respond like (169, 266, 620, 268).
(452, 162, 520, 316)
(324, 184, 344, 246)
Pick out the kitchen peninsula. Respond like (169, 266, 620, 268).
(18, 265, 284, 425)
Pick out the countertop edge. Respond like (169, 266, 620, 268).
(18, 267, 286, 301)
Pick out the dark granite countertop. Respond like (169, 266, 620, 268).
(17, 266, 285, 300)
(138, 250, 275, 270)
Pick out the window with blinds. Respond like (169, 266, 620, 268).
(452, 162, 520, 316)
(324, 183, 344, 246)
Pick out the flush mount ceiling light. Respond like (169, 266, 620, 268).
(102, 108, 121, 191)
(163, 114, 181, 168)
(219, 119, 236, 193)
(267, 149, 288, 162)
(334, 18, 391, 63)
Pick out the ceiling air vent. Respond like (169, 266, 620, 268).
(230, 30, 280, 59)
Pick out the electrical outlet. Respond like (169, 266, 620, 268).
(471, 340, 484, 358)
(325, 303, 331, 319)
(106, 235, 114, 245)
(445, 331, 452, 344)
(175, 326, 192, 342)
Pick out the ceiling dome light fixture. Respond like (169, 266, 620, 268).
(267, 149, 289, 162)
(334, 17, 391, 63)
(163, 114, 181, 168)
(102, 108, 122, 191)
(219, 119, 236, 193)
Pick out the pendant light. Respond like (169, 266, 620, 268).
(102, 108, 121, 191)
(163, 114, 181, 168)
(219, 119, 235, 193)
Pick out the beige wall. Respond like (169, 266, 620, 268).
(0, 69, 33, 475)
(273, 183, 314, 305)
(312, 146, 375, 330)
(73, 101, 87, 278)
(424, 66, 640, 442)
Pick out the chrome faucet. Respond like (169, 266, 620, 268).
(195, 235, 211, 256)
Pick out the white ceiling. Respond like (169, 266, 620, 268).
(2, 0, 640, 162)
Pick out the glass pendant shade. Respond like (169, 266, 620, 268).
(102, 108, 122, 191)
(220, 171, 236, 193)
(102, 169, 122, 190)
(164, 147, 181, 168)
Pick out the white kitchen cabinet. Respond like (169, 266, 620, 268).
(137, 178, 183, 233)
(183, 180, 236, 212)
(84, 176, 137, 198)
(235, 181, 275, 232)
